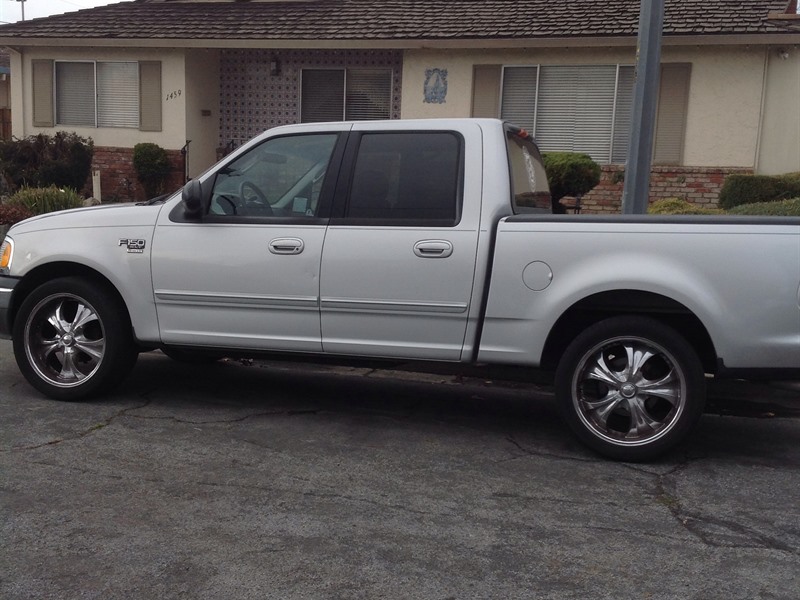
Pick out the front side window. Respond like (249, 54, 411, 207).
(55, 61, 140, 128)
(344, 132, 461, 225)
(209, 134, 338, 219)
(301, 69, 392, 123)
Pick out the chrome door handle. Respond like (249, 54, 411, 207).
(269, 237, 305, 255)
(414, 240, 453, 258)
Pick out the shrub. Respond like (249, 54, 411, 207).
(133, 143, 172, 199)
(648, 198, 724, 215)
(718, 172, 800, 209)
(727, 197, 800, 216)
(542, 152, 601, 213)
(0, 132, 93, 192)
(0, 203, 34, 226)
(6, 185, 84, 216)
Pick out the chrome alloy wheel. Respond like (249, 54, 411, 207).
(24, 293, 106, 388)
(571, 336, 686, 447)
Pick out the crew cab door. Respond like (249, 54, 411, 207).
(319, 123, 482, 360)
(151, 129, 346, 351)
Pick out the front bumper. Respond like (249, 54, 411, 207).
(0, 274, 20, 339)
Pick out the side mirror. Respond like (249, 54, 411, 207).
(182, 179, 203, 220)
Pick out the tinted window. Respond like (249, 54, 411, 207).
(346, 132, 461, 224)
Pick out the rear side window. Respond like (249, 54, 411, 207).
(345, 132, 461, 225)
(507, 128, 552, 214)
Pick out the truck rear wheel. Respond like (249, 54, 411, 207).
(12, 277, 138, 401)
(555, 316, 705, 461)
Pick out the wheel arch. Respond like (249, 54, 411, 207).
(10, 262, 134, 337)
(540, 289, 718, 373)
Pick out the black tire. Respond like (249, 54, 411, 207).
(555, 316, 706, 461)
(12, 277, 138, 401)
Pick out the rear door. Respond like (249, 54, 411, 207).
(319, 122, 483, 360)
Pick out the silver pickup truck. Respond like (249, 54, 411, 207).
(1, 118, 798, 460)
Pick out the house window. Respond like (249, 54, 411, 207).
(55, 61, 139, 128)
(301, 69, 392, 123)
(32, 59, 162, 131)
(496, 63, 691, 165)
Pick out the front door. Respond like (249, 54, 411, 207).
(151, 131, 344, 352)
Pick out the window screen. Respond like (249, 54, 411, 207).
(97, 62, 139, 128)
(54, 61, 144, 129)
(56, 62, 95, 126)
(346, 69, 392, 120)
(301, 70, 345, 123)
(500, 63, 690, 165)
(302, 69, 392, 123)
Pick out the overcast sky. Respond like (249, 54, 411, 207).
(0, 0, 125, 24)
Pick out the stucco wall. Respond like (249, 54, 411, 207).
(11, 46, 187, 151)
(674, 46, 765, 168)
(185, 49, 221, 178)
(758, 46, 800, 175)
(401, 46, 771, 169)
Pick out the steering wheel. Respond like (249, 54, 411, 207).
(240, 181, 273, 215)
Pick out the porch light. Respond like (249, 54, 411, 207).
(270, 56, 281, 77)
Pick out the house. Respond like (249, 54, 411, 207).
(0, 0, 798, 210)
(0, 49, 11, 140)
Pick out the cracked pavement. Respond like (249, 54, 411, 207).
(1, 339, 799, 599)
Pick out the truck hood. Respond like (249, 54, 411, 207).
(6, 201, 165, 236)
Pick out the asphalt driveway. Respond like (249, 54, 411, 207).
(2, 340, 799, 599)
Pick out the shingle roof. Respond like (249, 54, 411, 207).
(0, 0, 795, 42)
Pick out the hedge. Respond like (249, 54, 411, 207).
(0, 132, 93, 193)
(648, 196, 800, 216)
(133, 143, 172, 199)
(6, 185, 85, 216)
(718, 172, 800, 209)
(542, 152, 601, 212)
(648, 198, 723, 215)
(727, 197, 800, 216)
(0, 203, 34, 226)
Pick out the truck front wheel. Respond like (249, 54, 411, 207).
(12, 277, 138, 401)
(555, 316, 705, 461)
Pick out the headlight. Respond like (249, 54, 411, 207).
(0, 237, 13, 272)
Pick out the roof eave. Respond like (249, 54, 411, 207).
(766, 11, 800, 31)
(1, 32, 798, 50)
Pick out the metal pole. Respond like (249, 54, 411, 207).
(621, 0, 664, 214)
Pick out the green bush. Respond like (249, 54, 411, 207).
(133, 143, 172, 199)
(542, 152, 601, 212)
(6, 185, 84, 216)
(718, 172, 800, 209)
(647, 196, 800, 216)
(648, 198, 724, 215)
(727, 197, 800, 216)
(0, 203, 34, 226)
(0, 132, 93, 192)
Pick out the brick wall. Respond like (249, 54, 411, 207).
(91, 146, 186, 203)
(576, 165, 754, 214)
